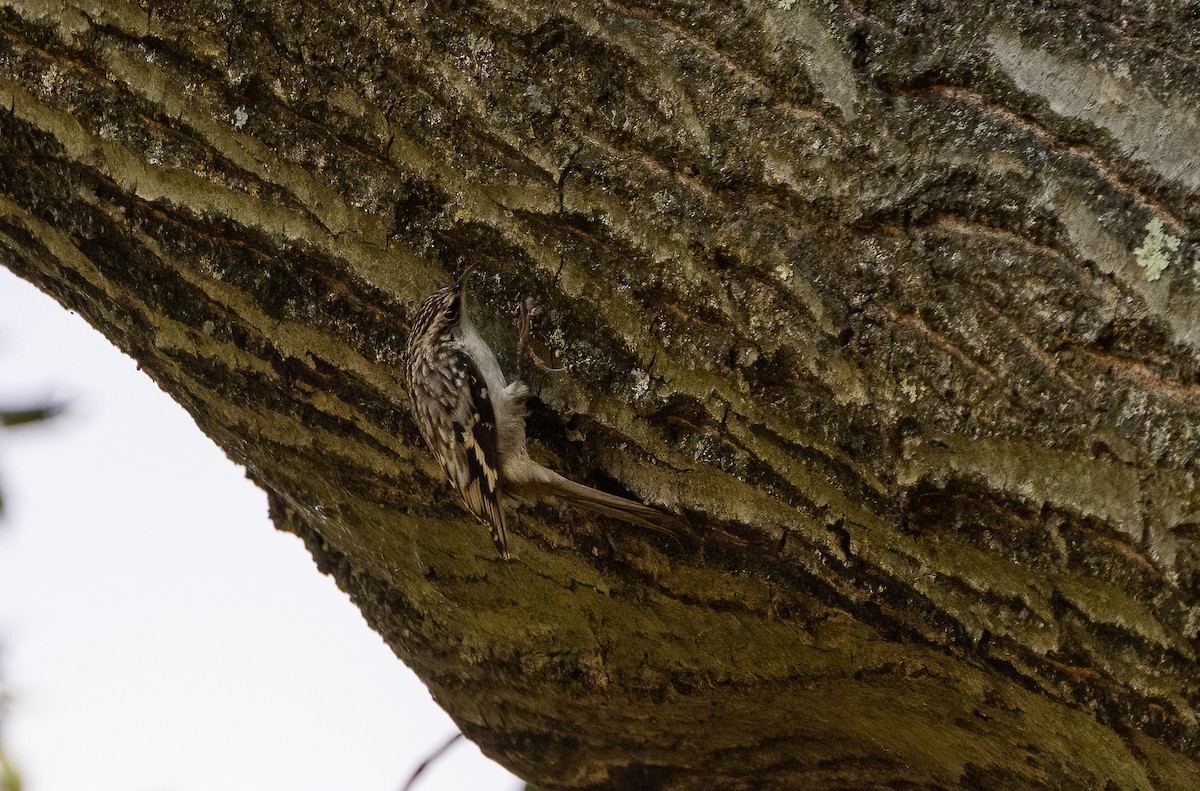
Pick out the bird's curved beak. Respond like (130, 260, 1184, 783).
(455, 264, 476, 297)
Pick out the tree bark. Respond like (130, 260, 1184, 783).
(2, 1, 1199, 787)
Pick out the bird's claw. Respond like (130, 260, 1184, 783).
(517, 297, 565, 377)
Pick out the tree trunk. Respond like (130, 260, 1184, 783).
(2, 1, 1198, 787)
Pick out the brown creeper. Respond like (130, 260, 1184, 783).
(404, 269, 680, 558)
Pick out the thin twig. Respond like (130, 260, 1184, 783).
(400, 731, 464, 791)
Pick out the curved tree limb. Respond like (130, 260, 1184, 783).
(1, 1, 1198, 788)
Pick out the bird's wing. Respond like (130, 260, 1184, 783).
(414, 345, 508, 557)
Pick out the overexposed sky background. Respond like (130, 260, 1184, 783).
(0, 267, 518, 791)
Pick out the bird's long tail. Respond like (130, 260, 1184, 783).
(521, 471, 683, 539)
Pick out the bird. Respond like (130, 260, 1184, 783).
(403, 268, 680, 558)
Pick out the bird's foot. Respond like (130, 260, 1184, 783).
(516, 297, 565, 378)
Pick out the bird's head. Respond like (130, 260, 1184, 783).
(407, 266, 474, 346)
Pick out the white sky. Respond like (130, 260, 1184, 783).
(0, 268, 519, 791)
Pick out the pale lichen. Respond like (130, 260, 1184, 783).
(1132, 218, 1180, 282)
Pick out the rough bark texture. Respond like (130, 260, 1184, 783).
(2, 0, 1199, 788)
